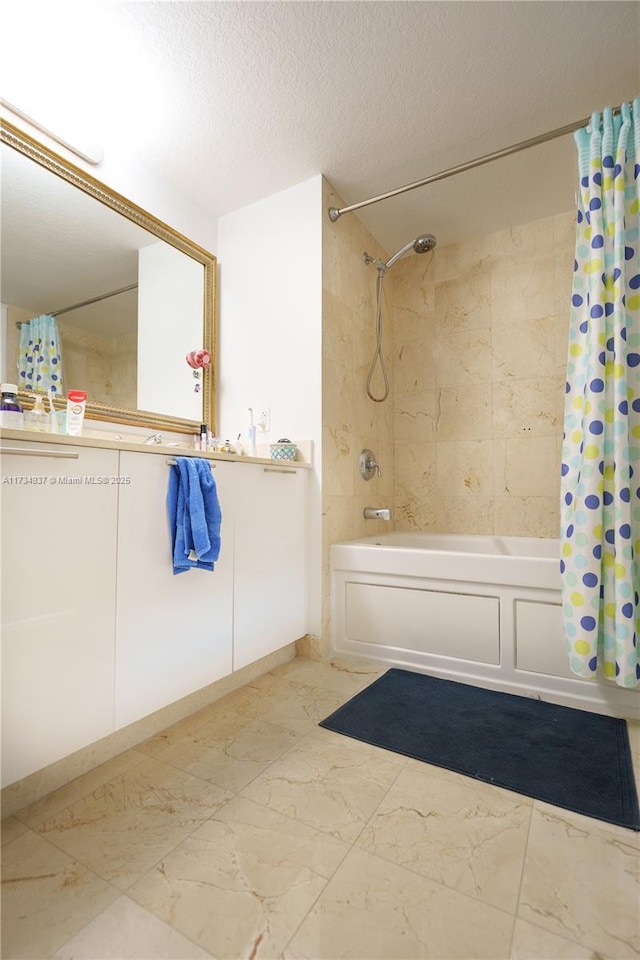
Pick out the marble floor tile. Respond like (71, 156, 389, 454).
(268, 655, 384, 696)
(33, 755, 233, 890)
(129, 796, 349, 960)
(15, 749, 147, 829)
(1, 829, 118, 959)
(215, 674, 350, 737)
(283, 846, 514, 959)
(53, 895, 211, 958)
(510, 918, 602, 959)
(241, 732, 405, 843)
(136, 713, 299, 792)
(1, 815, 29, 846)
(518, 803, 640, 958)
(356, 759, 532, 912)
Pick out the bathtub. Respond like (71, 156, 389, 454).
(330, 533, 638, 719)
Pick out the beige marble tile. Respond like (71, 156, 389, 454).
(392, 302, 436, 348)
(1, 815, 29, 846)
(394, 389, 438, 443)
(555, 309, 572, 377)
(356, 760, 531, 912)
(494, 436, 560, 499)
(1, 829, 118, 959)
(15, 750, 147, 830)
(322, 425, 354, 497)
(432, 496, 494, 535)
(323, 495, 356, 552)
(553, 210, 578, 255)
(435, 328, 492, 387)
(491, 218, 554, 262)
(34, 756, 233, 890)
(136, 713, 299, 793)
(510, 919, 602, 959)
(435, 439, 494, 497)
(323, 306, 356, 435)
(492, 316, 557, 379)
(241, 733, 404, 843)
(211, 673, 350, 737)
(435, 264, 492, 334)
(394, 441, 437, 529)
(518, 803, 640, 958)
(129, 796, 349, 960)
(492, 377, 561, 438)
(269, 655, 383, 697)
(284, 846, 514, 959)
(389, 245, 436, 304)
(494, 496, 560, 539)
(435, 383, 493, 441)
(491, 256, 556, 326)
(53, 895, 211, 959)
(394, 337, 436, 396)
(434, 236, 491, 284)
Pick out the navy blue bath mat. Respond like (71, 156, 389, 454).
(319, 668, 640, 831)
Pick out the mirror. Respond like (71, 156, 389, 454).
(0, 119, 216, 434)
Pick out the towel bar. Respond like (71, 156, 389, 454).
(166, 458, 216, 468)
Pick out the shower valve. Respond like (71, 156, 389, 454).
(360, 449, 381, 480)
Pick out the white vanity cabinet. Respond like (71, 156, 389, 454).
(115, 451, 234, 727)
(233, 463, 308, 669)
(0, 440, 118, 785)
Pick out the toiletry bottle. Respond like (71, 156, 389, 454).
(65, 390, 87, 436)
(25, 394, 50, 432)
(0, 384, 24, 429)
(199, 423, 207, 452)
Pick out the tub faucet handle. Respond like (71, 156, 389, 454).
(364, 507, 391, 520)
(360, 449, 381, 481)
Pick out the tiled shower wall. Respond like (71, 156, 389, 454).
(321, 178, 393, 651)
(321, 183, 576, 650)
(388, 210, 576, 538)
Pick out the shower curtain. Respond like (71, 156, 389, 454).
(560, 99, 640, 689)
(18, 314, 64, 395)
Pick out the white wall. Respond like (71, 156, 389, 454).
(217, 176, 323, 638)
(137, 242, 204, 421)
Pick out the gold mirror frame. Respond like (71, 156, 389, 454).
(1, 118, 216, 435)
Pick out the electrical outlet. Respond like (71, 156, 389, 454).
(255, 406, 270, 432)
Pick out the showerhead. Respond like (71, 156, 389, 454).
(412, 234, 437, 254)
(363, 232, 437, 276)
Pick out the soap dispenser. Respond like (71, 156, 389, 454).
(25, 394, 50, 432)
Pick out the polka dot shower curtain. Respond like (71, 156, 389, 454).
(561, 99, 640, 689)
(18, 314, 64, 395)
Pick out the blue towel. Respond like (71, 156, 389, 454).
(167, 457, 222, 574)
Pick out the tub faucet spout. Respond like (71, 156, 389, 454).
(364, 507, 391, 520)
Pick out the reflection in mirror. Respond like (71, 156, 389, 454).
(0, 119, 216, 434)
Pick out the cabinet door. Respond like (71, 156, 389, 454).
(1, 441, 118, 786)
(115, 452, 234, 727)
(233, 464, 308, 670)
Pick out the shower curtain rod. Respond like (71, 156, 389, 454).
(327, 105, 624, 222)
(47, 283, 138, 318)
(15, 283, 138, 326)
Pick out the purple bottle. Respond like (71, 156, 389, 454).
(0, 383, 24, 429)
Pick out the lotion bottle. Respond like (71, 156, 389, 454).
(25, 394, 50, 432)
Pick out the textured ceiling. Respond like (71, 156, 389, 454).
(2, 1, 639, 256)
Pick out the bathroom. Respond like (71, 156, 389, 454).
(2, 2, 640, 958)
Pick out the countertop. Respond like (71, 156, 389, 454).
(0, 428, 312, 468)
